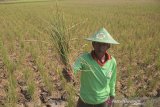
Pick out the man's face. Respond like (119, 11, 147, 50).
(92, 42, 110, 54)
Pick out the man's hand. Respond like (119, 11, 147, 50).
(62, 68, 73, 82)
(106, 96, 114, 107)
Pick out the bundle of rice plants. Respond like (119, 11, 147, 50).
(50, 8, 71, 70)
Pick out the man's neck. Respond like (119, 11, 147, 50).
(94, 52, 106, 63)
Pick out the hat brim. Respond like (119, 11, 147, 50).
(85, 38, 120, 44)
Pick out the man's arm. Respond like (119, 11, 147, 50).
(106, 60, 117, 106)
(109, 58, 117, 97)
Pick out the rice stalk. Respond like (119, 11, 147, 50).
(23, 68, 36, 101)
(50, 6, 78, 106)
(37, 57, 53, 93)
(50, 7, 71, 69)
(0, 40, 17, 107)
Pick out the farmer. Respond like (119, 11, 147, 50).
(63, 27, 119, 107)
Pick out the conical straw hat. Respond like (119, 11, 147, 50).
(85, 27, 119, 44)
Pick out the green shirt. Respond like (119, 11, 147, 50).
(73, 52, 117, 104)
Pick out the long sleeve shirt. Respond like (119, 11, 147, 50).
(73, 51, 117, 104)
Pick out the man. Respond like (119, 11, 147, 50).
(64, 27, 119, 107)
